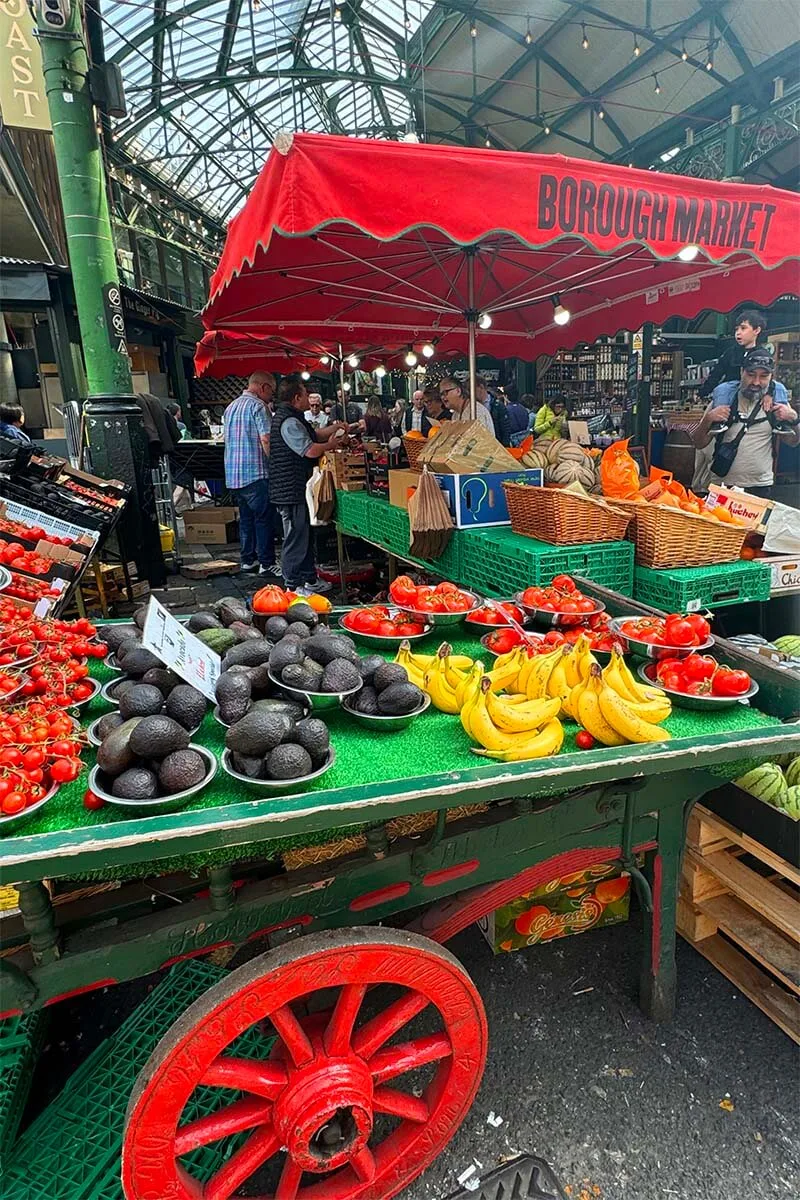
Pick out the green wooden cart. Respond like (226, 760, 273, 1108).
(0, 582, 796, 1200)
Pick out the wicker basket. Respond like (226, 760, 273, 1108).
(503, 483, 632, 545)
(402, 435, 427, 470)
(616, 500, 747, 568)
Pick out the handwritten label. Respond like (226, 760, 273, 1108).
(141, 597, 220, 701)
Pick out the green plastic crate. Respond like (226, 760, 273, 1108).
(366, 495, 410, 556)
(0, 1011, 48, 1170)
(335, 489, 373, 539)
(633, 560, 772, 611)
(458, 526, 634, 598)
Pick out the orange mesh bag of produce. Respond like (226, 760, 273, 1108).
(600, 439, 641, 500)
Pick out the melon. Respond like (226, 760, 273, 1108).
(784, 757, 800, 789)
(783, 785, 800, 819)
(553, 442, 588, 463)
(546, 460, 596, 489)
(774, 635, 800, 656)
(521, 450, 548, 471)
(545, 438, 569, 462)
(734, 762, 788, 808)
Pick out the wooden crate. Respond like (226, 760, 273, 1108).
(678, 805, 800, 1044)
(329, 451, 367, 492)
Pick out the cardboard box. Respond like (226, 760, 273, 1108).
(435, 469, 543, 528)
(705, 485, 773, 533)
(416, 420, 519, 474)
(388, 469, 421, 510)
(181, 559, 240, 579)
(760, 554, 800, 594)
(478, 862, 631, 954)
(183, 506, 239, 545)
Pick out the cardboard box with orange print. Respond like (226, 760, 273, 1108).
(478, 862, 631, 954)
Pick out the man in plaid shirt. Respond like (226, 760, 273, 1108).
(223, 372, 282, 575)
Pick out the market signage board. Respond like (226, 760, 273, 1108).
(141, 597, 220, 701)
(0, 0, 52, 131)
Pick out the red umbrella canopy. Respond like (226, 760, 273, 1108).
(194, 329, 452, 379)
(204, 133, 799, 360)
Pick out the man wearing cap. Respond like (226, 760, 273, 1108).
(693, 348, 799, 498)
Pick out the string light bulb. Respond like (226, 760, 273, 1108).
(422, 342, 435, 358)
(485, 131, 491, 147)
(478, 312, 492, 329)
(301, 370, 311, 381)
(633, 36, 640, 57)
(706, 47, 713, 70)
(597, 105, 605, 120)
(581, 22, 589, 49)
(319, 354, 330, 365)
(342, 381, 351, 391)
(653, 73, 660, 94)
(404, 348, 418, 366)
(347, 354, 360, 368)
(677, 244, 699, 262)
(543, 122, 550, 135)
(375, 364, 387, 378)
(525, 18, 532, 44)
(470, 19, 477, 37)
(333, 5, 341, 20)
(681, 39, 688, 61)
(552, 295, 570, 325)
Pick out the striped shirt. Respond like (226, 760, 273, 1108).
(223, 392, 271, 490)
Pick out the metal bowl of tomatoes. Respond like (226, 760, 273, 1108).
(479, 628, 544, 657)
(610, 614, 714, 661)
(464, 600, 527, 630)
(638, 658, 758, 710)
(0, 780, 59, 831)
(389, 578, 482, 627)
(515, 589, 605, 629)
(338, 606, 434, 648)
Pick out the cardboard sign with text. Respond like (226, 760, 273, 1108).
(141, 596, 220, 701)
(416, 420, 518, 474)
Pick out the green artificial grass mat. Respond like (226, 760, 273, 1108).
(1, 630, 785, 881)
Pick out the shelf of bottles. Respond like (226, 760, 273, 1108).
(649, 350, 683, 405)
(538, 344, 633, 416)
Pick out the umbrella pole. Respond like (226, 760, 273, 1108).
(467, 249, 477, 419)
(337, 342, 346, 414)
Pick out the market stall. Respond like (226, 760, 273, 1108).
(0, 577, 796, 1199)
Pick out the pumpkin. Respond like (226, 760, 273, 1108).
(547, 461, 597, 488)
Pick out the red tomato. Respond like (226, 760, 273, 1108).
(376, 620, 398, 637)
(664, 617, 696, 647)
(712, 667, 751, 696)
(681, 654, 717, 682)
(543, 630, 566, 646)
(50, 757, 81, 783)
(395, 621, 423, 636)
(660, 671, 685, 692)
(558, 599, 580, 614)
(684, 680, 712, 696)
(551, 574, 576, 593)
(1, 792, 26, 815)
(434, 581, 459, 595)
(83, 789, 106, 811)
(656, 657, 687, 679)
(350, 610, 381, 633)
(389, 576, 418, 607)
(575, 730, 595, 750)
(467, 609, 493, 625)
(498, 603, 524, 623)
(486, 628, 521, 655)
(684, 612, 711, 641)
(521, 587, 547, 608)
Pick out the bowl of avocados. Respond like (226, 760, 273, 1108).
(266, 628, 365, 712)
(96, 677, 208, 734)
(341, 659, 428, 730)
(213, 695, 309, 729)
(89, 715, 217, 814)
(221, 706, 335, 792)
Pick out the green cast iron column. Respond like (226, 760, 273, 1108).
(35, 0, 131, 396)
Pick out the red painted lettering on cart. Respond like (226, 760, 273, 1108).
(422, 860, 480, 888)
(349, 882, 411, 911)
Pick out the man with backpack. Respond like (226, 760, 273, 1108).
(692, 348, 799, 498)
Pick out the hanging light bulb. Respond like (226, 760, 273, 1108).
(485, 131, 491, 147)
(597, 105, 605, 120)
(333, 5, 342, 20)
(706, 46, 713, 70)
(543, 122, 550, 135)
(405, 14, 412, 30)
(681, 39, 688, 62)
(552, 295, 571, 325)
(470, 19, 477, 37)
(404, 348, 418, 367)
(653, 73, 661, 94)
(633, 35, 640, 57)
(342, 381, 351, 392)
(301, 370, 311, 381)
(375, 364, 387, 378)
(478, 312, 492, 329)
(422, 343, 435, 358)
(319, 354, 330, 365)
(581, 22, 589, 50)
(252, 0, 261, 10)
(347, 354, 360, 368)
(677, 244, 699, 262)
(525, 18, 532, 45)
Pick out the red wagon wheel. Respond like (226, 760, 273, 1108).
(122, 927, 487, 1200)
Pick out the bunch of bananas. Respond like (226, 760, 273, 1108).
(575, 648, 672, 745)
(461, 675, 564, 761)
(418, 644, 524, 714)
(394, 641, 472, 691)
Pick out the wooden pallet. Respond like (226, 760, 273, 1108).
(678, 805, 800, 1044)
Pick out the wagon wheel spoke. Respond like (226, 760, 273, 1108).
(351, 990, 430, 1060)
(201, 1056, 287, 1098)
(271, 1003, 315, 1066)
(324, 983, 367, 1057)
(373, 1086, 429, 1123)
(203, 1122, 281, 1200)
(369, 1033, 452, 1085)
(174, 1097, 273, 1155)
(351, 1145, 376, 1183)
(275, 1155, 304, 1200)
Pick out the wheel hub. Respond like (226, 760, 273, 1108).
(272, 1054, 373, 1173)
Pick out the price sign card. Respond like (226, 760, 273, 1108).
(141, 597, 220, 701)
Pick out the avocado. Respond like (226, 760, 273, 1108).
(158, 749, 207, 793)
(95, 711, 125, 740)
(165, 684, 207, 731)
(225, 663, 252, 676)
(247, 663, 273, 696)
(111, 767, 158, 801)
(96, 717, 144, 777)
(216, 672, 252, 724)
(118, 683, 165, 720)
(229, 621, 262, 643)
(373, 663, 409, 692)
(359, 654, 386, 683)
(269, 639, 307, 674)
(285, 621, 311, 640)
(101, 624, 139, 652)
(281, 664, 321, 692)
(187, 612, 223, 633)
(292, 717, 330, 765)
(109, 678, 137, 703)
(377, 682, 424, 715)
(265, 743, 313, 780)
(321, 658, 362, 693)
(129, 715, 190, 759)
(300, 658, 325, 686)
(132, 607, 148, 631)
(215, 597, 252, 627)
(225, 709, 293, 756)
(353, 686, 379, 715)
(141, 667, 181, 697)
(250, 698, 307, 722)
(305, 633, 360, 667)
(264, 616, 290, 641)
(115, 637, 143, 665)
(285, 601, 319, 629)
(120, 647, 163, 677)
(231, 752, 265, 779)
(222, 639, 273, 670)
